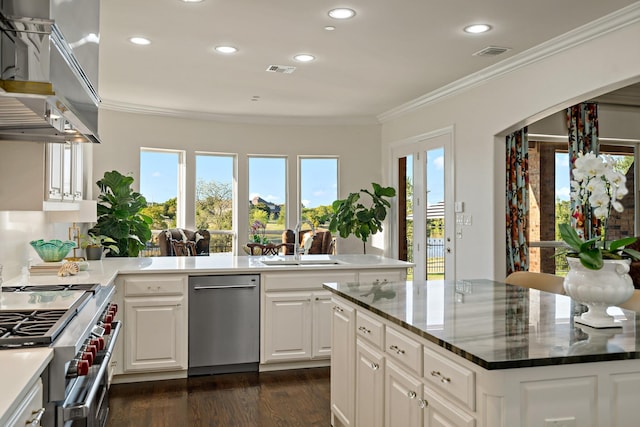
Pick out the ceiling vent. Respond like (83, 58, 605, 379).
(266, 65, 296, 74)
(473, 46, 511, 57)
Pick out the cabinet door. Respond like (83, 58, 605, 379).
(423, 385, 475, 427)
(359, 269, 406, 284)
(263, 292, 312, 362)
(5, 378, 43, 427)
(386, 360, 423, 427)
(331, 298, 355, 427)
(46, 143, 64, 200)
(124, 295, 187, 372)
(356, 340, 385, 427)
(71, 142, 83, 200)
(312, 290, 333, 359)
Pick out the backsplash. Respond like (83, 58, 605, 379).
(0, 211, 69, 280)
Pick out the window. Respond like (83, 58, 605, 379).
(248, 157, 286, 244)
(139, 149, 183, 255)
(195, 154, 235, 253)
(299, 157, 338, 228)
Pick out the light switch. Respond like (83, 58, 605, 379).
(454, 201, 464, 212)
(456, 214, 464, 225)
(463, 215, 472, 226)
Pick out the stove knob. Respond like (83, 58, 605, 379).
(102, 322, 112, 335)
(81, 351, 94, 366)
(103, 313, 114, 323)
(77, 360, 90, 376)
(110, 303, 118, 314)
(91, 337, 105, 351)
(86, 344, 97, 358)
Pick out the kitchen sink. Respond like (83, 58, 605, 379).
(260, 258, 343, 266)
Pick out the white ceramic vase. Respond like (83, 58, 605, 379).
(563, 257, 634, 328)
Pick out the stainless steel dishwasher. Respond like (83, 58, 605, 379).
(188, 274, 260, 376)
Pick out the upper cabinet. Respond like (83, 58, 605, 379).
(47, 142, 83, 202)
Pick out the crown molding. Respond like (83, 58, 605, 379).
(99, 99, 379, 126)
(377, 2, 640, 123)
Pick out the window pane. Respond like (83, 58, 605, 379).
(139, 149, 180, 257)
(300, 158, 338, 228)
(249, 157, 286, 244)
(196, 154, 234, 253)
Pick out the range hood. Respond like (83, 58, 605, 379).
(0, 0, 101, 143)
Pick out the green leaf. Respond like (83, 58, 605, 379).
(578, 248, 603, 270)
(622, 248, 640, 261)
(558, 223, 583, 252)
(609, 236, 637, 251)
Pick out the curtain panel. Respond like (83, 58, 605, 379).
(567, 103, 600, 240)
(505, 127, 529, 274)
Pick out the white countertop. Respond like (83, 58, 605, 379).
(0, 348, 53, 426)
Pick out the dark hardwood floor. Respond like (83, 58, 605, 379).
(107, 367, 331, 427)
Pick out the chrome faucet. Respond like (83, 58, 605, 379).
(294, 220, 316, 260)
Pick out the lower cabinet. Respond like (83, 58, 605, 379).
(423, 385, 476, 427)
(355, 340, 384, 427)
(331, 297, 355, 427)
(385, 360, 424, 427)
(263, 290, 332, 362)
(4, 378, 44, 427)
(119, 275, 188, 373)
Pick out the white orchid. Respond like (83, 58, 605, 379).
(558, 151, 639, 270)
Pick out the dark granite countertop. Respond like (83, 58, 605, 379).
(322, 279, 640, 370)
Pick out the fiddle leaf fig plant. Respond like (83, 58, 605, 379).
(328, 182, 396, 254)
(89, 170, 152, 257)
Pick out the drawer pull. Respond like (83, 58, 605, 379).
(26, 408, 45, 426)
(370, 362, 380, 371)
(358, 326, 371, 334)
(418, 399, 429, 409)
(389, 345, 405, 355)
(407, 391, 417, 399)
(332, 306, 344, 312)
(430, 370, 452, 383)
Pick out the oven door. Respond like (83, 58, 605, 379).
(57, 321, 121, 427)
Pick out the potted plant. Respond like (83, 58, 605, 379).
(89, 170, 152, 257)
(328, 182, 396, 254)
(557, 152, 640, 328)
(81, 233, 120, 260)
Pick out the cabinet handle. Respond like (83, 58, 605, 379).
(315, 297, 330, 301)
(430, 370, 451, 383)
(389, 345, 405, 355)
(358, 326, 371, 334)
(26, 408, 45, 426)
(332, 306, 344, 312)
(418, 399, 429, 409)
(370, 362, 379, 371)
(407, 391, 417, 399)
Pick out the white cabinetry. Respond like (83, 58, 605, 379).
(386, 360, 423, 427)
(120, 275, 188, 373)
(4, 378, 44, 427)
(261, 271, 357, 366)
(355, 340, 384, 427)
(46, 142, 83, 201)
(330, 297, 355, 427)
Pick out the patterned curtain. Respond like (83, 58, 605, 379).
(505, 127, 529, 274)
(567, 103, 600, 240)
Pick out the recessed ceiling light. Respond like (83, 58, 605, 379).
(294, 54, 315, 62)
(324, 26, 336, 31)
(328, 8, 356, 19)
(464, 24, 492, 34)
(215, 46, 238, 54)
(129, 37, 151, 45)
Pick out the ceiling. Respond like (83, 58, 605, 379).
(98, 0, 639, 123)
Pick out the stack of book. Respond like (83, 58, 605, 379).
(29, 263, 63, 276)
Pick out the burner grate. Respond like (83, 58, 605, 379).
(2, 283, 100, 293)
(0, 309, 71, 348)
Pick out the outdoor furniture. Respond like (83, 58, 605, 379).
(281, 228, 334, 255)
(158, 228, 210, 256)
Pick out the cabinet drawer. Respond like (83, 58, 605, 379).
(356, 311, 384, 349)
(123, 275, 187, 296)
(385, 326, 422, 376)
(424, 346, 475, 411)
(263, 271, 357, 291)
(358, 269, 405, 284)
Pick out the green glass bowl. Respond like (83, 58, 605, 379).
(30, 239, 77, 262)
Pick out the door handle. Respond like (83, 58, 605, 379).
(193, 284, 257, 290)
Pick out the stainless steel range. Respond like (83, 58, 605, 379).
(0, 283, 120, 427)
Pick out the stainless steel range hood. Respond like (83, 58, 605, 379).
(0, 0, 101, 143)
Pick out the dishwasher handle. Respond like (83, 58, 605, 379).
(193, 284, 257, 290)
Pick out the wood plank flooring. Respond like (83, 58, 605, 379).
(107, 367, 331, 427)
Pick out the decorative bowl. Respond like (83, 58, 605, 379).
(30, 239, 77, 262)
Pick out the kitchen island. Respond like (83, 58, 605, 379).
(323, 279, 640, 427)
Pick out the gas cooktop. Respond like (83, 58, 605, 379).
(0, 283, 99, 349)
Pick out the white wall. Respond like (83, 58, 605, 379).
(380, 20, 640, 281)
(93, 110, 383, 254)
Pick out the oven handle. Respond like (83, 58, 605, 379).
(61, 321, 122, 421)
